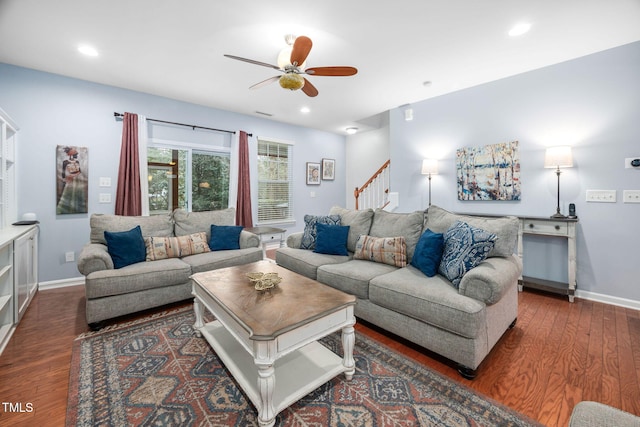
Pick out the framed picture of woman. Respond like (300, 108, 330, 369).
(322, 158, 335, 180)
(306, 162, 321, 185)
(56, 145, 88, 214)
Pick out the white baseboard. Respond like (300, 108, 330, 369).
(575, 289, 640, 310)
(38, 276, 85, 291)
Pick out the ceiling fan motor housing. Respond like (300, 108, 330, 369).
(279, 73, 305, 90)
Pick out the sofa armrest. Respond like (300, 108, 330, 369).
(77, 243, 114, 276)
(458, 255, 522, 305)
(286, 232, 303, 249)
(239, 230, 260, 249)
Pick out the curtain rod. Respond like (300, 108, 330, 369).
(113, 112, 252, 137)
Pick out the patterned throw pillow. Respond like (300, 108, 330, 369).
(354, 235, 407, 267)
(438, 221, 497, 288)
(300, 214, 341, 250)
(145, 232, 211, 261)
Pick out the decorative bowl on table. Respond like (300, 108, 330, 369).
(246, 272, 282, 291)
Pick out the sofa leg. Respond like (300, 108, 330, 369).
(457, 364, 477, 380)
(509, 318, 517, 328)
(88, 321, 105, 331)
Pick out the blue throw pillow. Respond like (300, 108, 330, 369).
(314, 223, 350, 256)
(104, 225, 146, 269)
(438, 221, 497, 288)
(209, 224, 243, 251)
(410, 229, 444, 277)
(300, 214, 341, 250)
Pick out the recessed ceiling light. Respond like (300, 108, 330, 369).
(346, 127, 358, 135)
(78, 45, 99, 57)
(300, 107, 310, 113)
(508, 22, 531, 37)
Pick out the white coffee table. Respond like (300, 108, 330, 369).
(191, 261, 356, 427)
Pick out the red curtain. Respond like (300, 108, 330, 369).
(235, 130, 253, 227)
(115, 112, 142, 216)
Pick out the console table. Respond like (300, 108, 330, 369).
(517, 216, 578, 302)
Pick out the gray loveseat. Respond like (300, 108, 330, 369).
(276, 205, 522, 379)
(77, 208, 263, 328)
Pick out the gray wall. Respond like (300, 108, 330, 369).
(0, 63, 346, 283)
(388, 41, 640, 303)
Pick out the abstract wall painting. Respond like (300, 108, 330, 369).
(56, 145, 88, 214)
(456, 141, 520, 201)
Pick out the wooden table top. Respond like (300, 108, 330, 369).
(191, 261, 355, 340)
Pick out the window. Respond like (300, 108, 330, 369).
(257, 138, 293, 223)
(147, 142, 230, 214)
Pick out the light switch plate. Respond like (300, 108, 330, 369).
(99, 193, 111, 203)
(99, 177, 111, 187)
(586, 190, 616, 203)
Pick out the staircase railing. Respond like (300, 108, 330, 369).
(354, 160, 390, 210)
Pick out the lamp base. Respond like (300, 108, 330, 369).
(550, 212, 567, 219)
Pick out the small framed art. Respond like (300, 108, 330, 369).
(322, 158, 335, 180)
(306, 162, 321, 185)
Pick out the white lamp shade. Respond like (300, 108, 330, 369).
(544, 146, 573, 168)
(421, 158, 439, 175)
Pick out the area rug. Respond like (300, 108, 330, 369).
(66, 306, 541, 426)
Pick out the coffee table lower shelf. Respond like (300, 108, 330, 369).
(199, 320, 348, 423)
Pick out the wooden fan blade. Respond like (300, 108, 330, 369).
(302, 78, 318, 97)
(290, 36, 312, 66)
(249, 75, 281, 90)
(305, 66, 358, 76)
(224, 54, 281, 70)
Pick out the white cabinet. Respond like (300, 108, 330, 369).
(0, 108, 18, 228)
(14, 227, 38, 322)
(0, 241, 13, 353)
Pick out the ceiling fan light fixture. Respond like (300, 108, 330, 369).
(279, 73, 305, 90)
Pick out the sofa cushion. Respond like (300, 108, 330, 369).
(182, 247, 264, 274)
(369, 266, 486, 339)
(209, 224, 243, 251)
(353, 235, 407, 267)
(90, 213, 173, 245)
(329, 206, 374, 252)
(318, 260, 397, 300)
(439, 221, 497, 288)
(85, 257, 192, 299)
(314, 223, 350, 256)
(368, 209, 424, 262)
(145, 232, 210, 261)
(104, 226, 147, 269)
(275, 247, 349, 280)
(410, 229, 444, 277)
(172, 208, 236, 239)
(300, 214, 341, 250)
(425, 205, 519, 258)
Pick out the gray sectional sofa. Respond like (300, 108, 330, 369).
(276, 205, 522, 379)
(77, 208, 263, 328)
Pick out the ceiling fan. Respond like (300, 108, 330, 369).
(224, 35, 357, 97)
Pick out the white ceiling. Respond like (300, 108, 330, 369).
(1, 0, 639, 134)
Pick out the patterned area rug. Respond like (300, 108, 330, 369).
(66, 306, 541, 426)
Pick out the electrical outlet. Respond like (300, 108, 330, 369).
(585, 190, 616, 203)
(623, 190, 640, 203)
(65, 251, 75, 262)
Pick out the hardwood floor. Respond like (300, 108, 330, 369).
(1, 284, 639, 426)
